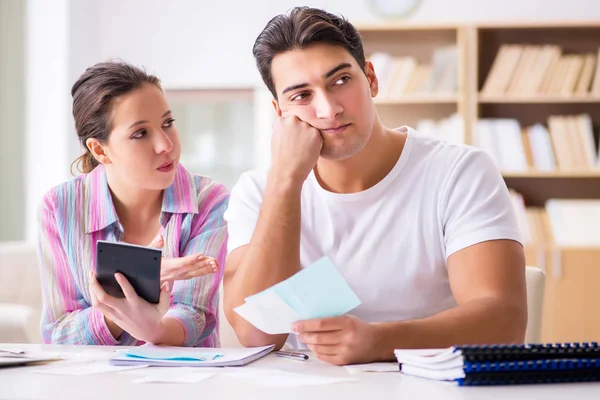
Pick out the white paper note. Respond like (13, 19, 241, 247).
(234, 290, 301, 334)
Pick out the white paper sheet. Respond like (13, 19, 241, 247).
(223, 367, 357, 386)
(344, 362, 400, 373)
(133, 372, 216, 384)
(30, 363, 149, 375)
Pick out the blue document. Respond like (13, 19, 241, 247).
(245, 256, 361, 320)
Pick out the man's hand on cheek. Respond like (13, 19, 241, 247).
(292, 315, 382, 366)
(270, 112, 323, 184)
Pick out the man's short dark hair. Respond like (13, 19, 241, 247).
(252, 6, 366, 99)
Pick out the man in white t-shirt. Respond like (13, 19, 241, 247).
(222, 7, 527, 365)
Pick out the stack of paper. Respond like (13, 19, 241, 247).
(233, 257, 361, 334)
(0, 349, 59, 368)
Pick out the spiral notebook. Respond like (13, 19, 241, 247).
(394, 342, 600, 386)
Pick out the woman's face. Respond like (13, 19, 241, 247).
(93, 83, 181, 191)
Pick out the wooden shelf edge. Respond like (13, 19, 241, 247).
(502, 170, 600, 178)
(357, 21, 600, 32)
(478, 95, 600, 104)
(375, 95, 459, 105)
(473, 20, 600, 29)
(524, 244, 600, 251)
(356, 23, 460, 32)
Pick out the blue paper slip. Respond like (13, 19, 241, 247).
(244, 256, 361, 320)
(124, 348, 223, 362)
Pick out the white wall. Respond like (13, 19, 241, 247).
(94, 0, 600, 89)
(68, 0, 102, 163)
(0, 0, 25, 241)
(24, 0, 72, 242)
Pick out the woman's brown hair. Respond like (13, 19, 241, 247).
(70, 60, 161, 174)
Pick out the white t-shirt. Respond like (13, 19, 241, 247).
(224, 127, 521, 347)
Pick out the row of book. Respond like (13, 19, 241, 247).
(481, 44, 600, 96)
(509, 190, 600, 247)
(369, 46, 458, 100)
(474, 114, 600, 172)
(415, 113, 465, 145)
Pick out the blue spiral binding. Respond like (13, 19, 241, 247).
(463, 358, 600, 373)
(455, 342, 600, 363)
(457, 367, 600, 386)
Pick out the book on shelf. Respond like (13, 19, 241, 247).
(481, 44, 600, 97)
(415, 113, 464, 145)
(368, 45, 458, 101)
(592, 48, 600, 96)
(474, 114, 600, 173)
(508, 190, 600, 251)
(546, 199, 600, 247)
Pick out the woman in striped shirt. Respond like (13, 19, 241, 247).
(37, 61, 229, 347)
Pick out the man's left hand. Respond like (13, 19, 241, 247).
(292, 315, 382, 365)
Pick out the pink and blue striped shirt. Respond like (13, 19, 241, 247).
(37, 163, 228, 347)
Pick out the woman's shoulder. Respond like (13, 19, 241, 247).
(40, 174, 87, 210)
(170, 164, 229, 214)
(190, 174, 230, 211)
(192, 174, 229, 196)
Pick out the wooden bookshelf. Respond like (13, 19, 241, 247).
(471, 22, 600, 202)
(474, 22, 600, 344)
(358, 25, 468, 137)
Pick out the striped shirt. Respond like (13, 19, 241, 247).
(37, 163, 229, 347)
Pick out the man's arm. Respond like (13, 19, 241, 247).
(224, 175, 302, 349)
(372, 239, 527, 358)
(223, 116, 323, 349)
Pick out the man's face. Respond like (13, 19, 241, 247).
(271, 43, 379, 161)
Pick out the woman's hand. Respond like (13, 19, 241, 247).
(147, 235, 219, 285)
(89, 271, 170, 344)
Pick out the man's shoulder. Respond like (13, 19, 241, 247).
(408, 128, 490, 176)
(229, 167, 270, 200)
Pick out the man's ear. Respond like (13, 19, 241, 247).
(86, 138, 112, 165)
(364, 61, 379, 98)
(271, 98, 283, 117)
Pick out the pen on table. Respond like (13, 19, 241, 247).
(275, 351, 309, 361)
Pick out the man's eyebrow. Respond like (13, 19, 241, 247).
(128, 110, 172, 129)
(282, 83, 309, 95)
(324, 63, 352, 79)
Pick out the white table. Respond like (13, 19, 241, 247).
(1, 344, 599, 400)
